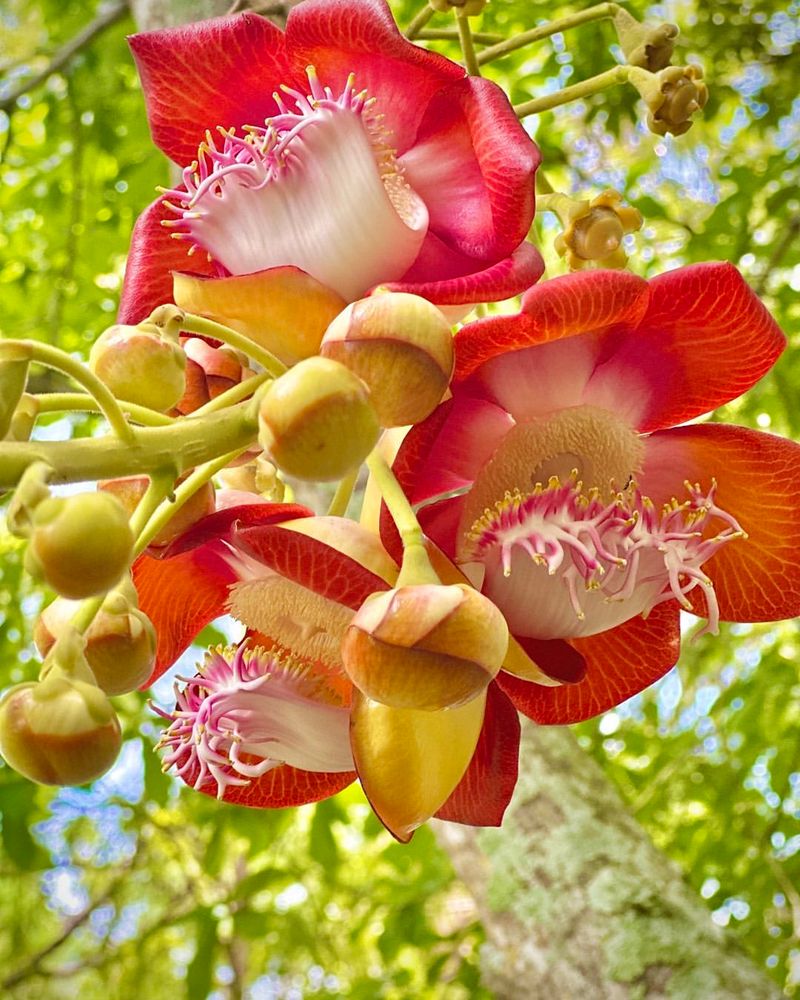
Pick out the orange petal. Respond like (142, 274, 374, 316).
(185, 757, 355, 808)
(641, 424, 800, 622)
(350, 688, 486, 842)
(173, 267, 347, 364)
(498, 601, 681, 724)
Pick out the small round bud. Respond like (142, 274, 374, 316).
(341, 583, 508, 711)
(0, 675, 122, 786)
(630, 65, 708, 137)
(89, 322, 186, 412)
(35, 589, 156, 696)
(552, 191, 643, 272)
(98, 475, 215, 550)
(258, 357, 380, 482)
(25, 492, 134, 598)
(320, 293, 454, 427)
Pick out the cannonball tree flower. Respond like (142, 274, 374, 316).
(134, 495, 521, 839)
(382, 262, 800, 724)
(119, 0, 542, 361)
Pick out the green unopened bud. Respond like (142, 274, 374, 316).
(258, 357, 380, 482)
(0, 673, 121, 786)
(320, 293, 454, 427)
(35, 585, 156, 696)
(613, 8, 678, 72)
(89, 321, 186, 412)
(548, 190, 643, 271)
(25, 492, 134, 598)
(630, 65, 708, 137)
(0, 359, 29, 439)
(429, 0, 488, 14)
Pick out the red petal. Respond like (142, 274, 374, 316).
(513, 636, 586, 684)
(160, 501, 312, 557)
(129, 14, 291, 165)
(180, 759, 355, 807)
(640, 424, 800, 622)
(385, 239, 544, 306)
(400, 76, 538, 262)
(435, 681, 520, 827)
(454, 269, 649, 381)
(133, 544, 238, 683)
(234, 523, 391, 609)
(498, 601, 681, 724)
(597, 262, 786, 432)
(118, 200, 215, 325)
(286, 0, 462, 154)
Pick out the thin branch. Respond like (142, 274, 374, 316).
(0, 0, 128, 115)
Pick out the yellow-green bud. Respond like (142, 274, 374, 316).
(341, 583, 508, 711)
(89, 321, 186, 412)
(613, 8, 678, 72)
(320, 293, 454, 427)
(630, 65, 708, 137)
(25, 492, 134, 598)
(35, 587, 156, 696)
(258, 357, 380, 482)
(551, 190, 643, 271)
(0, 674, 121, 786)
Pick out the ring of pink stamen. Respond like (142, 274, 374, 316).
(154, 643, 346, 800)
(466, 476, 746, 635)
(159, 66, 390, 253)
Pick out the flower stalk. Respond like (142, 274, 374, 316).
(515, 64, 630, 118)
(177, 312, 288, 379)
(455, 10, 481, 76)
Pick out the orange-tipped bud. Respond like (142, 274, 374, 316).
(98, 475, 215, 550)
(0, 674, 122, 786)
(320, 292, 454, 427)
(341, 583, 508, 711)
(258, 357, 380, 482)
(34, 587, 156, 696)
(89, 321, 186, 412)
(25, 492, 134, 599)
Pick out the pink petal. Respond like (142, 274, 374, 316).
(435, 682, 520, 827)
(118, 199, 215, 325)
(640, 424, 800, 622)
(285, 0, 462, 155)
(400, 76, 538, 261)
(498, 601, 681, 724)
(129, 14, 291, 165)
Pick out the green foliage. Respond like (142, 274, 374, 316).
(0, 0, 798, 995)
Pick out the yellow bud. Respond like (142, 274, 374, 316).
(341, 583, 508, 710)
(630, 65, 708, 137)
(320, 293, 454, 427)
(258, 357, 380, 482)
(551, 190, 643, 271)
(613, 8, 678, 72)
(0, 675, 121, 786)
(35, 588, 156, 696)
(98, 475, 215, 550)
(89, 322, 186, 412)
(25, 492, 134, 599)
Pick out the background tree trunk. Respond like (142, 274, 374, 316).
(434, 721, 779, 999)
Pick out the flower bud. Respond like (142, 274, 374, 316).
(89, 321, 186, 412)
(552, 191, 643, 271)
(5, 393, 39, 442)
(98, 475, 215, 550)
(34, 587, 156, 696)
(341, 583, 508, 711)
(0, 674, 122, 786)
(613, 8, 678, 72)
(630, 65, 708, 137)
(25, 492, 134, 598)
(258, 357, 380, 482)
(320, 293, 454, 427)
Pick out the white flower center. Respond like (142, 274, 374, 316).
(161, 68, 428, 300)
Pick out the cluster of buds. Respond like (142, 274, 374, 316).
(545, 190, 643, 271)
(258, 292, 454, 481)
